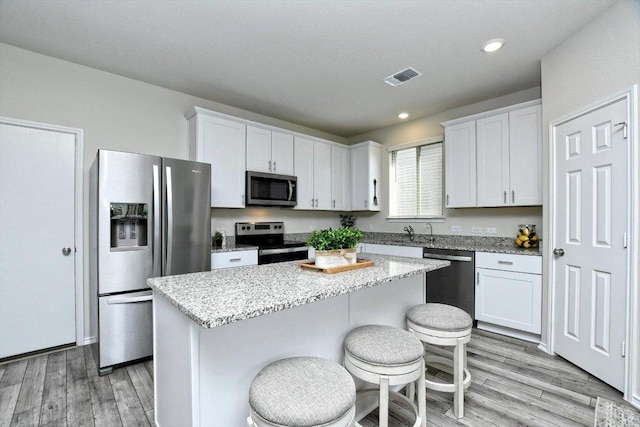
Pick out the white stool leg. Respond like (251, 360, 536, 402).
(453, 337, 464, 418)
(380, 375, 389, 427)
(418, 359, 426, 427)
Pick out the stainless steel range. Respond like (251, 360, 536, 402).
(235, 222, 308, 264)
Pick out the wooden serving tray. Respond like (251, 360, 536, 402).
(299, 259, 374, 274)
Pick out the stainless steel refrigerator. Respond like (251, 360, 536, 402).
(90, 149, 211, 375)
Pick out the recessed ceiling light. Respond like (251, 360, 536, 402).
(398, 112, 409, 120)
(482, 38, 505, 53)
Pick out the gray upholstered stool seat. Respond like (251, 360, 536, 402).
(343, 325, 426, 427)
(249, 356, 356, 427)
(406, 303, 473, 333)
(406, 303, 472, 419)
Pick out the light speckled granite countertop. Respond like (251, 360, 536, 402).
(287, 232, 542, 257)
(148, 254, 449, 329)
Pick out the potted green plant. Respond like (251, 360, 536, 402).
(307, 227, 363, 268)
(213, 231, 224, 247)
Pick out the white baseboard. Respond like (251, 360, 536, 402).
(83, 336, 97, 345)
(476, 322, 541, 344)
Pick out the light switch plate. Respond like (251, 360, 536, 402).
(471, 226, 482, 233)
(485, 227, 497, 234)
(451, 225, 462, 233)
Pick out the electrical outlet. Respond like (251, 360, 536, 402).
(366, 224, 374, 230)
(485, 227, 497, 234)
(451, 225, 462, 233)
(308, 224, 316, 231)
(471, 226, 482, 234)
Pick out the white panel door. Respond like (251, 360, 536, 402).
(552, 97, 628, 391)
(271, 131, 294, 175)
(444, 121, 476, 207)
(509, 105, 542, 205)
(476, 113, 509, 207)
(246, 125, 272, 173)
(201, 116, 246, 208)
(293, 136, 315, 210)
(350, 144, 369, 210)
(313, 141, 332, 210)
(331, 145, 350, 211)
(0, 123, 76, 358)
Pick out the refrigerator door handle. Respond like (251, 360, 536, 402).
(152, 164, 161, 277)
(107, 295, 153, 304)
(165, 166, 174, 276)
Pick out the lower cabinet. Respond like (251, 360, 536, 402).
(211, 250, 258, 269)
(475, 252, 542, 337)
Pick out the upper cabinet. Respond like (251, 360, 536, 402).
(246, 126, 294, 175)
(293, 137, 332, 210)
(350, 140, 381, 211)
(187, 108, 246, 208)
(444, 121, 476, 207)
(331, 145, 350, 211)
(442, 100, 542, 208)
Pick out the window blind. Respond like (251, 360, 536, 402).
(390, 141, 443, 217)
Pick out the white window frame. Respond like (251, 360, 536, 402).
(387, 135, 445, 222)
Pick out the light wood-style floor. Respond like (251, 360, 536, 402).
(0, 329, 627, 426)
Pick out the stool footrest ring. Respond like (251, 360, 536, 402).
(424, 355, 471, 393)
(356, 389, 422, 427)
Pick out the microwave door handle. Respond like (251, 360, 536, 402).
(288, 181, 293, 201)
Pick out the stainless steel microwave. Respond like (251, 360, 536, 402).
(246, 171, 297, 207)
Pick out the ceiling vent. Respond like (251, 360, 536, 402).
(383, 67, 422, 87)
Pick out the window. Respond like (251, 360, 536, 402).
(389, 137, 443, 218)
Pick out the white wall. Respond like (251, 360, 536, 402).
(0, 43, 346, 341)
(540, 0, 640, 405)
(347, 87, 543, 238)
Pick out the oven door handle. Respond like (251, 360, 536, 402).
(423, 252, 473, 262)
(260, 246, 308, 255)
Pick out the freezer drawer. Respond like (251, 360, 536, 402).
(98, 290, 152, 372)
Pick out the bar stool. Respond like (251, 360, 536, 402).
(406, 303, 472, 419)
(343, 325, 426, 427)
(248, 356, 357, 427)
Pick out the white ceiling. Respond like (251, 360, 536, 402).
(0, 0, 614, 137)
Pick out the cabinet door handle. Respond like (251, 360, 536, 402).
(273, 161, 276, 172)
(311, 198, 315, 207)
(503, 191, 507, 204)
(446, 194, 449, 205)
(229, 258, 242, 262)
(315, 198, 318, 208)
(498, 260, 514, 265)
(476, 271, 480, 285)
(332, 200, 335, 208)
(268, 160, 272, 171)
(512, 190, 515, 203)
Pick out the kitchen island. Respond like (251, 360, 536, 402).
(148, 253, 449, 426)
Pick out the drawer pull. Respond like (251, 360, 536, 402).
(229, 258, 242, 262)
(498, 260, 514, 265)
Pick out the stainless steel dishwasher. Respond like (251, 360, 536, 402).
(423, 248, 476, 320)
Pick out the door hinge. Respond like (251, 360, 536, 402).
(614, 122, 628, 139)
(621, 341, 626, 357)
(623, 232, 628, 248)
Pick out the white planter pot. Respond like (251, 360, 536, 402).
(315, 248, 357, 269)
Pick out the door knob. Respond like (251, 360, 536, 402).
(553, 248, 565, 256)
(62, 247, 72, 256)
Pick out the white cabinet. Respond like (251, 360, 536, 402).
(211, 250, 258, 269)
(331, 145, 350, 211)
(508, 105, 542, 205)
(475, 252, 542, 336)
(187, 108, 246, 208)
(350, 141, 381, 211)
(293, 137, 332, 210)
(442, 100, 542, 208)
(444, 121, 476, 208)
(364, 243, 423, 258)
(246, 126, 294, 175)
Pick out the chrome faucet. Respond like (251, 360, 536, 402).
(424, 222, 435, 243)
(403, 225, 415, 242)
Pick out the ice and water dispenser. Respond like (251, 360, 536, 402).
(110, 203, 148, 249)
